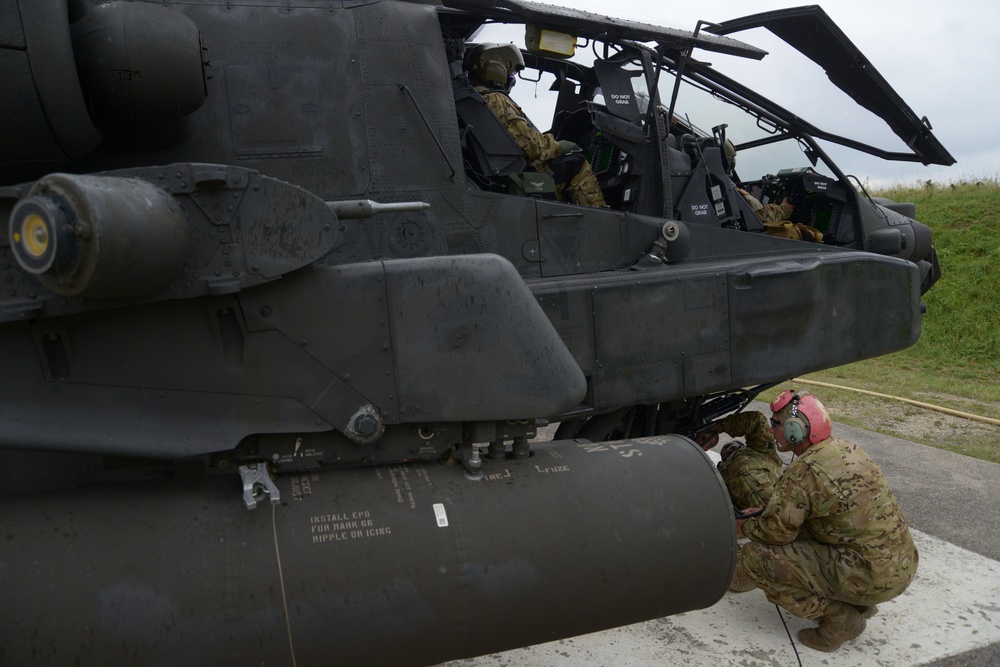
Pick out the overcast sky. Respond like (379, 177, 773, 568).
(522, 0, 999, 186)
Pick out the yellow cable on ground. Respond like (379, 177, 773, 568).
(791, 378, 1000, 427)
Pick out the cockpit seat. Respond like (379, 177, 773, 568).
(454, 81, 528, 186)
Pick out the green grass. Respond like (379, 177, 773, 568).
(876, 179, 1000, 372)
(803, 179, 1000, 462)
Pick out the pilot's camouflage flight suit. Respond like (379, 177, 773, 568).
(740, 436, 918, 620)
(712, 411, 783, 510)
(479, 88, 607, 208)
(738, 188, 824, 242)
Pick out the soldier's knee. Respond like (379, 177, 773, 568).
(740, 541, 771, 579)
(550, 152, 585, 183)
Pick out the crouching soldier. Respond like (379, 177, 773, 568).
(732, 390, 918, 652)
(698, 410, 783, 510)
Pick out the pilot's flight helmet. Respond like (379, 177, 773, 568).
(724, 139, 737, 170)
(770, 389, 832, 445)
(469, 42, 525, 89)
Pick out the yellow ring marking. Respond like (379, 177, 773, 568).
(20, 213, 50, 259)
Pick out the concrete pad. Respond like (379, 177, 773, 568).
(441, 529, 1000, 666)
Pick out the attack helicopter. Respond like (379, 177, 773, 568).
(0, 1, 952, 665)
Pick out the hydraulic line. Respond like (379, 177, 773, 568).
(792, 378, 1000, 427)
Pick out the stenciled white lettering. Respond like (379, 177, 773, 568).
(309, 510, 391, 545)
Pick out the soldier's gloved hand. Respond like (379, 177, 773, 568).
(735, 507, 762, 537)
(557, 140, 581, 154)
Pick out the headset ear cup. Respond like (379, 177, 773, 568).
(783, 418, 806, 445)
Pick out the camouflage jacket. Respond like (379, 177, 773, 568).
(737, 188, 823, 241)
(720, 447, 782, 509)
(480, 89, 561, 171)
(714, 411, 782, 509)
(738, 189, 788, 223)
(714, 411, 777, 452)
(743, 436, 918, 590)
(756, 203, 791, 224)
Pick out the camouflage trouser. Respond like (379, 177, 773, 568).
(740, 540, 909, 621)
(763, 220, 824, 242)
(561, 159, 607, 208)
(550, 153, 606, 208)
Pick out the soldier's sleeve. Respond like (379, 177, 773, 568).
(484, 93, 561, 164)
(724, 458, 778, 510)
(742, 461, 813, 545)
(756, 203, 790, 224)
(717, 411, 771, 449)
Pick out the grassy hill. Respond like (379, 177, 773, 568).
(802, 179, 1000, 462)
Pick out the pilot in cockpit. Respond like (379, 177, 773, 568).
(467, 42, 607, 208)
(727, 140, 824, 242)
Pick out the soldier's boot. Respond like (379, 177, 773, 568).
(564, 161, 607, 208)
(728, 548, 756, 593)
(798, 601, 866, 652)
(852, 604, 879, 619)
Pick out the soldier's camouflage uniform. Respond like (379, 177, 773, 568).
(763, 219, 824, 242)
(737, 188, 823, 242)
(756, 202, 792, 224)
(480, 89, 607, 208)
(713, 411, 783, 510)
(740, 436, 918, 620)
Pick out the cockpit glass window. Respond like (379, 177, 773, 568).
(662, 73, 837, 183)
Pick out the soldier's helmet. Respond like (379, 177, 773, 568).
(770, 389, 832, 444)
(724, 139, 737, 170)
(469, 43, 525, 89)
(720, 440, 743, 461)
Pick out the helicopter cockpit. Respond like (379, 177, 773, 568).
(450, 30, 685, 217)
(447, 23, 842, 239)
(438, 1, 951, 291)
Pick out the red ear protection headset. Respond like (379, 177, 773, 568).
(769, 389, 832, 445)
